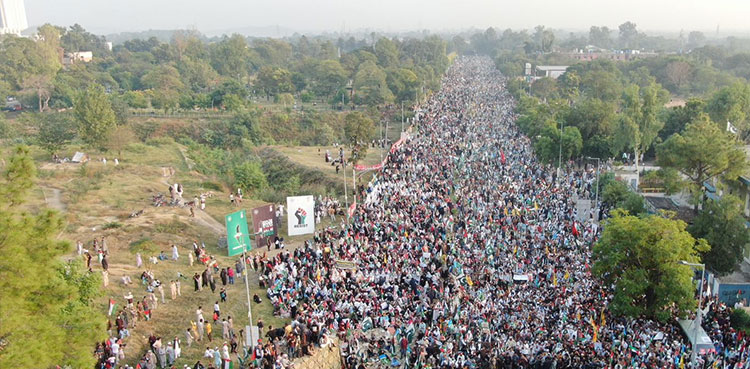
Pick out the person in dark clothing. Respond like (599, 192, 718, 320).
(220, 268, 227, 286)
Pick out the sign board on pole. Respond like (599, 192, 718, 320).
(225, 210, 251, 256)
(286, 195, 315, 236)
(251, 204, 277, 249)
(245, 325, 260, 348)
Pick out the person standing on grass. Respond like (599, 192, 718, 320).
(197, 319, 205, 341)
(193, 273, 200, 291)
(170, 280, 177, 300)
(227, 267, 234, 285)
(176, 279, 181, 296)
(172, 244, 179, 261)
(213, 301, 220, 320)
(220, 267, 227, 286)
(222, 319, 229, 340)
(186, 328, 194, 347)
(219, 287, 227, 303)
(206, 320, 213, 342)
(136, 252, 143, 268)
(189, 251, 194, 267)
(157, 280, 165, 304)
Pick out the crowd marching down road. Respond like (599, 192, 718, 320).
(253, 56, 747, 369)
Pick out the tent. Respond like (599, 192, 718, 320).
(71, 152, 89, 163)
(678, 319, 715, 355)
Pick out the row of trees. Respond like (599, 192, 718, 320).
(0, 25, 449, 114)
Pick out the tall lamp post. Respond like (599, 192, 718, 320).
(587, 156, 601, 220)
(557, 120, 564, 185)
(679, 260, 706, 367)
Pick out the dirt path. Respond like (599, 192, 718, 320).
(42, 187, 65, 212)
(192, 208, 224, 235)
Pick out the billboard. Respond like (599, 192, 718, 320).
(252, 204, 277, 248)
(225, 210, 251, 256)
(287, 195, 315, 236)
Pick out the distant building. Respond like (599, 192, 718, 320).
(0, 0, 27, 36)
(564, 48, 659, 62)
(534, 65, 569, 79)
(63, 51, 93, 65)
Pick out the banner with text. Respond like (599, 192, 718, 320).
(287, 195, 315, 236)
(252, 204, 277, 248)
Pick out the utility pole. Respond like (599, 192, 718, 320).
(557, 120, 564, 185)
(401, 101, 405, 133)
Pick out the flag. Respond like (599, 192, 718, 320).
(564, 271, 570, 280)
(600, 309, 606, 327)
(466, 275, 473, 287)
(679, 354, 685, 369)
(500, 151, 506, 165)
(108, 298, 117, 316)
(553, 273, 557, 287)
(572, 222, 579, 237)
(728, 121, 738, 135)
(589, 317, 598, 343)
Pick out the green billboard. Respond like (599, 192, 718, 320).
(225, 210, 251, 256)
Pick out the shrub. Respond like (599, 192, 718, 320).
(731, 309, 750, 334)
(129, 238, 158, 254)
(102, 222, 122, 230)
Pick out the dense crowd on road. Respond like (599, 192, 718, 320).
(251, 56, 750, 369)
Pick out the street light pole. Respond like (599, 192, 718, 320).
(587, 157, 601, 220)
(557, 120, 564, 185)
(679, 260, 706, 367)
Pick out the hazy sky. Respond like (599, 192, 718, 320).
(24, 0, 750, 35)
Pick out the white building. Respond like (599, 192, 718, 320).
(534, 65, 569, 79)
(0, 0, 27, 36)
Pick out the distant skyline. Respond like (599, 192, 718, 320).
(24, 0, 750, 36)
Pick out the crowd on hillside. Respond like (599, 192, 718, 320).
(249, 56, 750, 369)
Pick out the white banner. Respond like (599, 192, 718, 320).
(286, 195, 315, 236)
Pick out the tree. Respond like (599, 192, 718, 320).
(589, 26, 613, 48)
(564, 98, 617, 158)
(618, 21, 639, 49)
(689, 195, 750, 276)
(374, 38, 399, 68)
(602, 179, 645, 215)
(657, 114, 746, 209)
(664, 61, 692, 93)
(0, 146, 106, 368)
(353, 61, 394, 106)
(660, 98, 705, 140)
(344, 111, 374, 160)
(74, 84, 117, 150)
(106, 125, 136, 157)
(255, 66, 294, 99)
(593, 210, 708, 321)
(36, 113, 76, 154)
(687, 31, 706, 49)
(530, 77, 558, 101)
(534, 125, 582, 164)
(232, 161, 267, 193)
(613, 82, 668, 173)
(706, 83, 750, 137)
(313, 60, 348, 98)
(21, 73, 54, 112)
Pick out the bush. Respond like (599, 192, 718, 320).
(125, 143, 148, 154)
(731, 309, 750, 334)
(145, 137, 175, 146)
(154, 218, 188, 234)
(232, 161, 268, 192)
(129, 238, 158, 254)
(200, 181, 223, 191)
(102, 222, 122, 230)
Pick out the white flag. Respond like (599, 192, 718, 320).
(727, 121, 738, 135)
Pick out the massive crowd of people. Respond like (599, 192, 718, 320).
(251, 56, 750, 369)
(87, 56, 750, 369)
